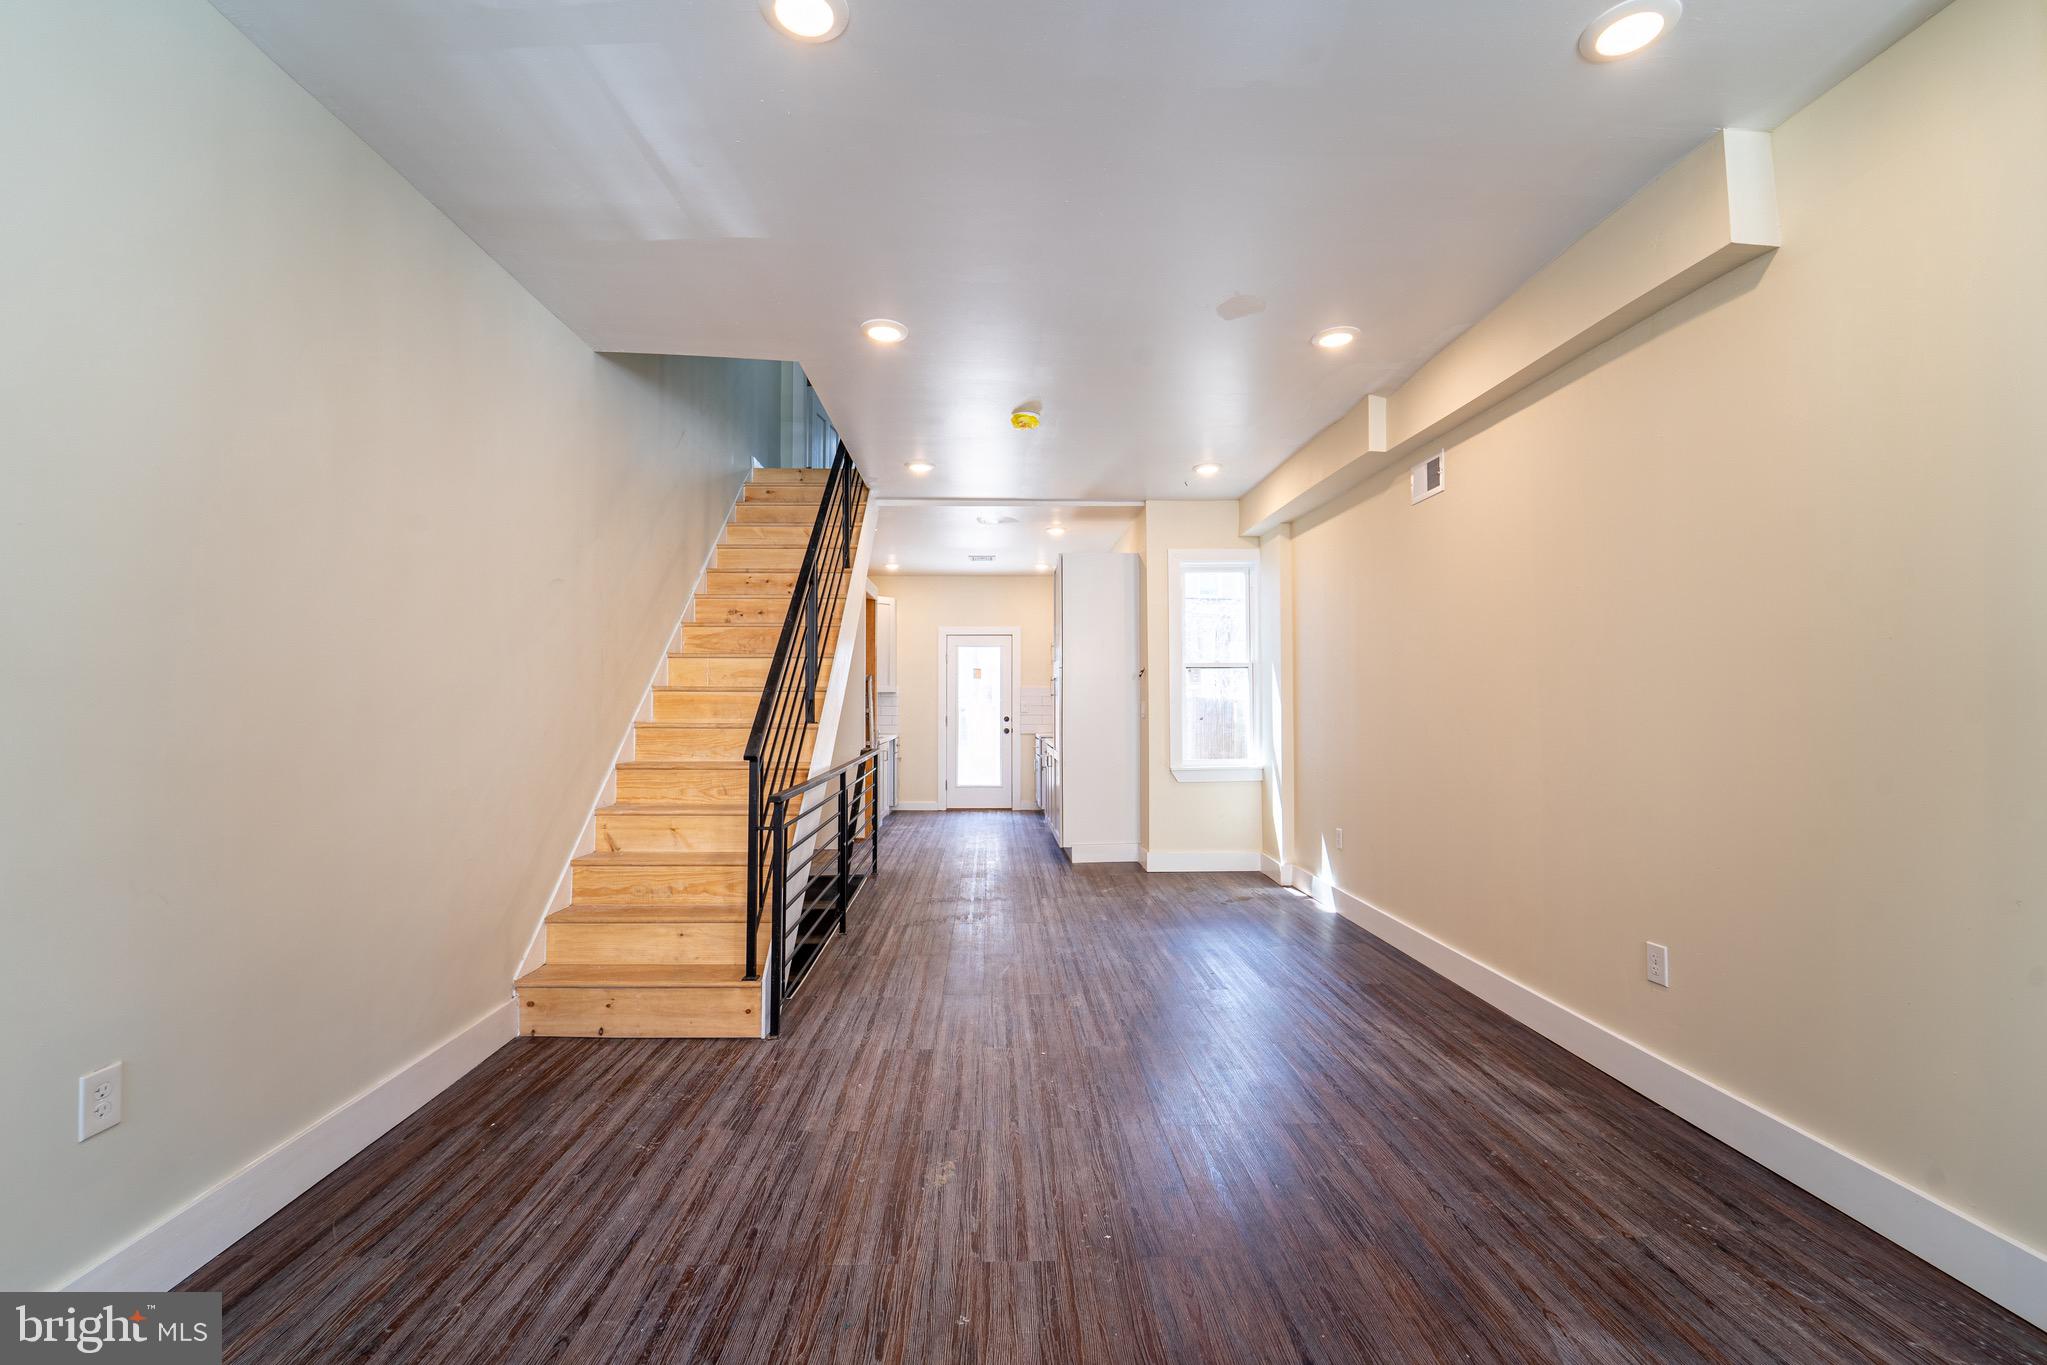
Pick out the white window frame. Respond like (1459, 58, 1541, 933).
(1168, 549, 1261, 783)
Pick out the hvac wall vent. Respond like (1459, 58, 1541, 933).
(1411, 451, 1445, 504)
(968, 554, 996, 562)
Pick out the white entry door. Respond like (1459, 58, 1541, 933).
(943, 632, 1015, 809)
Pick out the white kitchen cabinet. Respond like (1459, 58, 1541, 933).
(1036, 735, 1061, 841)
(877, 734, 898, 821)
(874, 594, 897, 692)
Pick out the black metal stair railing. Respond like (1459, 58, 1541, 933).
(742, 443, 880, 1035)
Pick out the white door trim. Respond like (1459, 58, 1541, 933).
(940, 626, 1021, 810)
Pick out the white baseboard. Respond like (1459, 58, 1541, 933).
(63, 998, 519, 1293)
(1285, 866, 2047, 1331)
(1070, 841, 1141, 864)
(1140, 848, 1263, 873)
(891, 801, 943, 812)
(1259, 853, 1289, 885)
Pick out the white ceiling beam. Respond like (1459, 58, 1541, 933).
(1240, 129, 1781, 537)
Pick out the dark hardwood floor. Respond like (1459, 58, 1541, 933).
(185, 812, 2046, 1363)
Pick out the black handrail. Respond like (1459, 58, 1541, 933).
(741, 444, 873, 1032)
(764, 746, 883, 807)
(756, 747, 882, 1034)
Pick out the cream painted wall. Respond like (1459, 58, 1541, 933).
(0, 1, 779, 1288)
(1285, 0, 2047, 1256)
(1136, 502, 1264, 862)
(1112, 513, 1146, 557)
(883, 575, 1055, 808)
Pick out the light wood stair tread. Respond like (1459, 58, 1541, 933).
(635, 719, 761, 730)
(618, 760, 749, 770)
(573, 850, 748, 867)
(634, 719, 754, 728)
(600, 797, 804, 816)
(650, 687, 807, 697)
(668, 648, 834, 661)
(666, 649, 824, 660)
(649, 688, 822, 705)
(676, 628, 836, 656)
(548, 903, 744, 924)
(517, 963, 744, 989)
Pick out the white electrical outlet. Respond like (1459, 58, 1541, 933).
(1334, 827, 1344, 850)
(1645, 942, 1671, 988)
(78, 1061, 123, 1141)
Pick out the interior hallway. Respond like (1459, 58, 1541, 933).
(183, 812, 2045, 1364)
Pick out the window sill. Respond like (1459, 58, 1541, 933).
(1171, 765, 1263, 784)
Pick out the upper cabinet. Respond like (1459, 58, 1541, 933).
(874, 594, 897, 692)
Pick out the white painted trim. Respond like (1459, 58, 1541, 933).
(1284, 866, 2047, 1331)
(1166, 549, 1262, 776)
(871, 497, 1143, 509)
(800, 496, 881, 787)
(1140, 848, 1264, 873)
(891, 800, 944, 812)
(1259, 853, 1290, 886)
(62, 998, 518, 1293)
(516, 470, 752, 979)
(938, 626, 1022, 811)
(1069, 841, 1142, 864)
(1170, 765, 1262, 783)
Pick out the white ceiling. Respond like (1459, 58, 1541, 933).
(215, 0, 1944, 502)
(872, 502, 1138, 577)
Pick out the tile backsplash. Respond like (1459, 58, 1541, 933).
(1017, 685, 1054, 736)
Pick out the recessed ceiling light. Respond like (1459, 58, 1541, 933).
(861, 318, 906, 344)
(1046, 523, 1067, 538)
(761, 0, 848, 41)
(1311, 326, 1360, 350)
(1579, 0, 1680, 61)
(883, 555, 899, 572)
(904, 459, 933, 475)
(1193, 462, 1222, 478)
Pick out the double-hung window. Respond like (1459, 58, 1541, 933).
(1168, 549, 1260, 782)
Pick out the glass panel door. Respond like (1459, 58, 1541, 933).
(944, 633, 1014, 809)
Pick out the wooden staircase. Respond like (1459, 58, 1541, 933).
(515, 467, 856, 1037)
